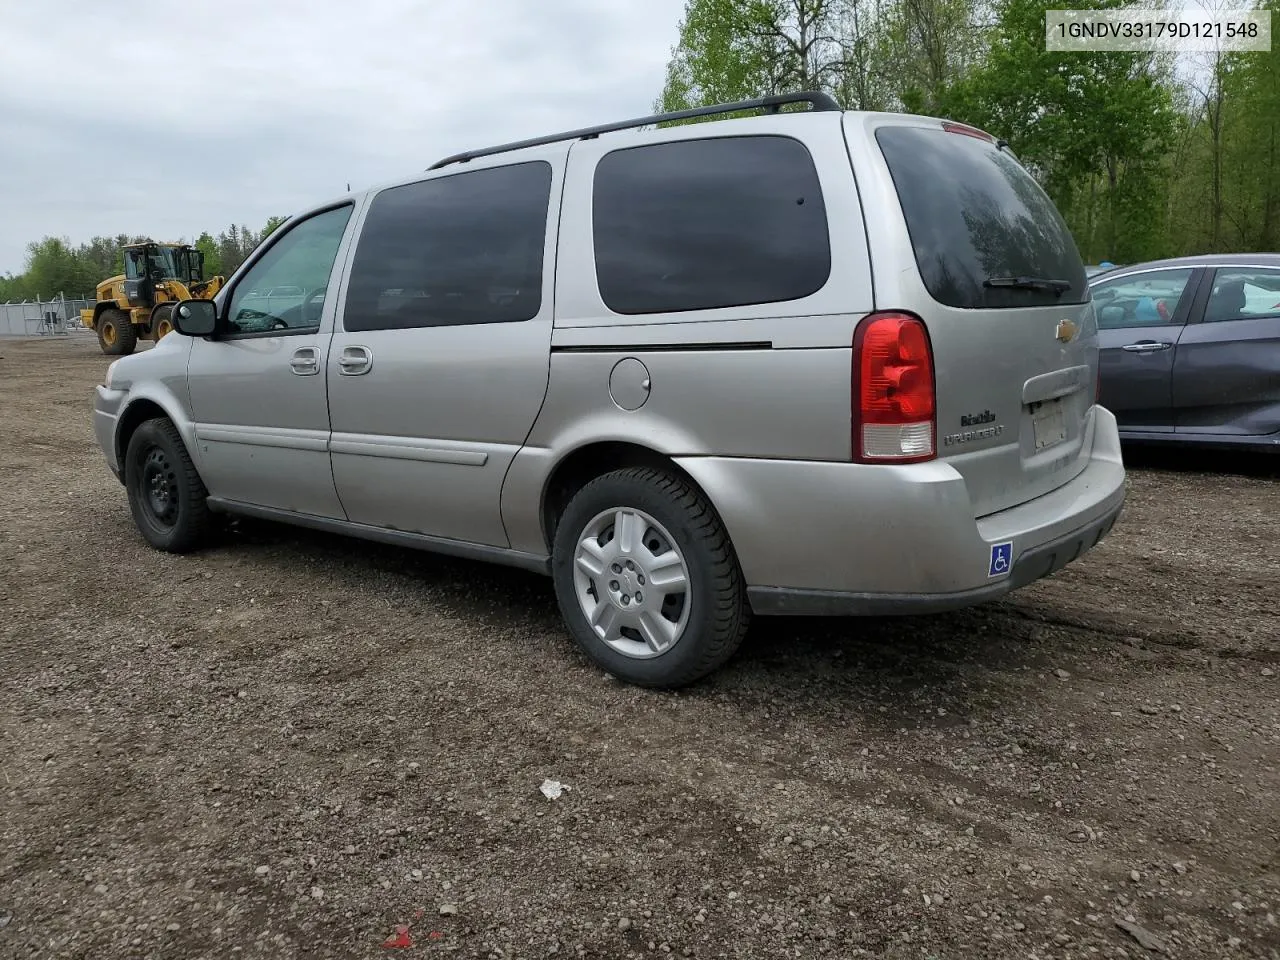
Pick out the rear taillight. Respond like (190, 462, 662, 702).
(852, 311, 936, 463)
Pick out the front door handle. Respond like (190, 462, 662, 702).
(290, 346, 319, 376)
(338, 345, 373, 376)
(1121, 341, 1172, 352)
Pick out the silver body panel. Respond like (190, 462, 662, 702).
(93, 107, 1125, 615)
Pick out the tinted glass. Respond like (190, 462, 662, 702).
(592, 136, 831, 315)
(343, 161, 552, 332)
(1091, 268, 1194, 329)
(1204, 267, 1280, 323)
(226, 205, 352, 335)
(876, 126, 1088, 309)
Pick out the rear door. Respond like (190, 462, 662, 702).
(1173, 263, 1280, 437)
(1091, 266, 1201, 432)
(849, 116, 1097, 517)
(325, 154, 563, 547)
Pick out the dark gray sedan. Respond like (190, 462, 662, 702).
(1091, 253, 1280, 450)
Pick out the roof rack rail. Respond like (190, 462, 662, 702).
(427, 90, 842, 171)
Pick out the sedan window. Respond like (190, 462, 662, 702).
(1091, 268, 1195, 329)
(1203, 267, 1280, 323)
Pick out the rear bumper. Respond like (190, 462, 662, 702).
(676, 405, 1126, 617)
(747, 499, 1121, 615)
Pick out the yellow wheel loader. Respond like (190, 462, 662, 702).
(80, 242, 226, 355)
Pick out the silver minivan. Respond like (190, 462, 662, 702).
(92, 92, 1126, 688)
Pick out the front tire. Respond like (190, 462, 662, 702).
(124, 418, 212, 553)
(551, 467, 750, 688)
(151, 304, 175, 341)
(97, 308, 137, 356)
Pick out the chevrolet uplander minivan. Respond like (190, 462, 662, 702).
(93, 92, 1126, 688)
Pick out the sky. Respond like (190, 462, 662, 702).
(0, 0, 686, 275)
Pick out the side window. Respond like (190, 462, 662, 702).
(342, 161, 553, 332)
(225, 205, 353, 336)
(1091, 268, 1194, 329)
(592, 136, 831, 315)
(1203, 267, 1280, 323)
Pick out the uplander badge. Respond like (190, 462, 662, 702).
(944, 410, 1004, 447)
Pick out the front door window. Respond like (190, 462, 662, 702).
(224, 206, 353, 335)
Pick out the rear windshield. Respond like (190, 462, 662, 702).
(875, 125, 1088, 309)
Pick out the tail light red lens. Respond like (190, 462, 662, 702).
(852, 311, 936, 463)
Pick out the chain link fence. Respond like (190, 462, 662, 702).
(0, 295, 95, 337)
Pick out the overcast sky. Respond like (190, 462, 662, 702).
(0, 0, 685, 275)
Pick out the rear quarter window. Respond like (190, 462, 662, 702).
(876, 125, 1088, 309)
(592, 135, 831, 315)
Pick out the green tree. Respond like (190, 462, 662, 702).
(874, 0, 985, 113)
(1217, 0, 1280, 249)
(23, 237, 100, 300)
(0, 272, 31, 301)
(944, 0, 1176, 262)
(195, 231, 222, 278)
(658, 0, 788, 114)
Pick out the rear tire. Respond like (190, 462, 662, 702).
(551, 467, 750, 688)
(124, 418, 212, 553)
(98, 308, 137, 356)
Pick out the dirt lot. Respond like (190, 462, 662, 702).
(1, 336, 1278, 960)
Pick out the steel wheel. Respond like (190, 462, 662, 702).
(572, 506, 692, 659)
(124, 417, 212, 553)
(140, 445, 181, 529)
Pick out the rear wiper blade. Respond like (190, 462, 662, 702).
(983, 276, 1072, 295)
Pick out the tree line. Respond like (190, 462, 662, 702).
(0, 218, 287, 303)
(6, 0, 1276, 299)
(659, 0, 1280, 263)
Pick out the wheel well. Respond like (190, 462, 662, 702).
(115, 399, 168, 470)
(540, 441, 706, 550)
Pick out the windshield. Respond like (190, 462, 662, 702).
(146, 248, 171, 279)
(876, 125, 1088, 309)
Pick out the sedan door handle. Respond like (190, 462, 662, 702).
(290, 346, 319, 376)
(1121, 341, 1172, 352)
(338, 345, 373, 376)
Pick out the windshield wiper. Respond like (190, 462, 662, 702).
(983, 276, 1072, 295)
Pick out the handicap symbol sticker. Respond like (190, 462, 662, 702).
(988, 541, 1013, 578)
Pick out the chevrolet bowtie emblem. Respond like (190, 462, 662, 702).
(1055, 318, 1078, 343)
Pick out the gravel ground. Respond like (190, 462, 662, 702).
(1, 336, 1278, 960)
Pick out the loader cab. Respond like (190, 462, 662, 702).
(123, 243, 200, 305)
(124, 244, 162, 307)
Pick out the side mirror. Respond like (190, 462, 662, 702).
(173, 299, 218, 337)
